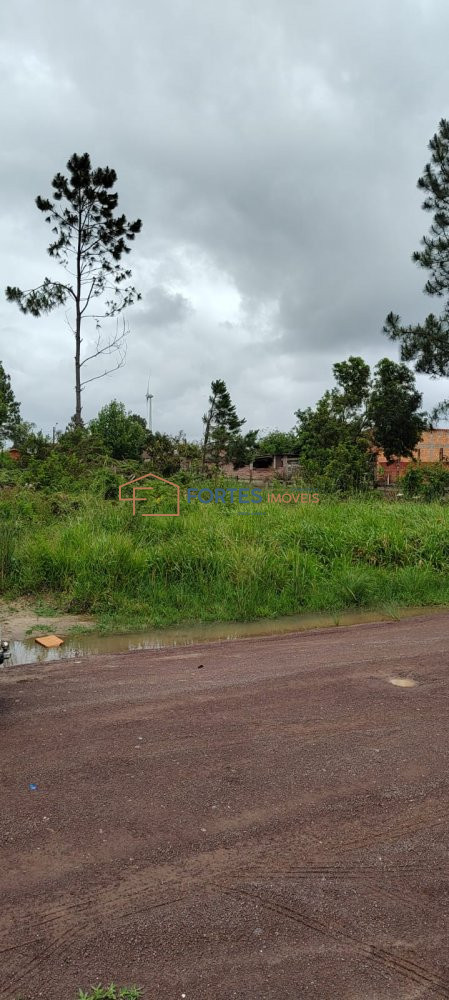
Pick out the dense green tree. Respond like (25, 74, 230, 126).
(228, 429, 259, 468)
(11, 421, 52, 460)
(256, 429, 299, 455)
(295, 356, 426, 488)
(367, 358, 427, 461)
(0, 362, 20, 444)
(6, 153, 142, 426)
(384, 120, 449, 414)
(90, 400, 147, 460)
(143, 431, 181, 476)
(56, 421, 108, 463)
(129, 413, 147, 430)
(296, 392, 373, 491)
(135, 430, 202, 476)
(332, 357, 371, 417)
(22, 422, 111, 488)
(201, 379, 246, 468)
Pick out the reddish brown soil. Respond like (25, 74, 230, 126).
(1, 614, 449, 999)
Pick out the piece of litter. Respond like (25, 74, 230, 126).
(198, 664, 204, 669)
(35, 634, 64, 648)
(29, 783, 38, 791)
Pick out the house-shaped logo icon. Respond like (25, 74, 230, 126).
(119, 472, 180, 517)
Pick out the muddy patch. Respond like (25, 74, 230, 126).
(0, 598, 94, 643)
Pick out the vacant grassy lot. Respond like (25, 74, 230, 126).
(1, 487, 449, 629)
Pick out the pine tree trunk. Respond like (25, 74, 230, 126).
(201, 394, 216, 472)
(74, 308, 82, 426)
(74, 205, 83, 426)
(201, 414, 211, 473)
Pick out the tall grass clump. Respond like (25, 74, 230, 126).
(2, 485, 449, 628)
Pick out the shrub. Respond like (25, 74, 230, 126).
(78, 987, 142, 1000)
(402, 463, 449, 500)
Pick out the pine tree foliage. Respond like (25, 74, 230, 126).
(201, 379, 246, 468)
(0, 362, 20, 443)
(384, 119, 449, 384)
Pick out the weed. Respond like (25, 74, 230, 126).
(78, 987, 142, 1000)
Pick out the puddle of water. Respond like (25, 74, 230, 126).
(389, 677, 417, 688)
(1, 604, 448, 668)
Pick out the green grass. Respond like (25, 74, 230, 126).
(2, 486, 449, 630)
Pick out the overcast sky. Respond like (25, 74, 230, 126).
(1, 0, 449, 440)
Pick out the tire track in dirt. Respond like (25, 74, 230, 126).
(1, 843, 444, 997)
(222, 887, 449, 998)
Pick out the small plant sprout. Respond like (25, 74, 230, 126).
(78, 986, 142, 1000)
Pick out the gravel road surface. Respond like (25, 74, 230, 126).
(1, 614, 449, 999)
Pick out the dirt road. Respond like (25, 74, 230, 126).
(1, 615, 449, 999)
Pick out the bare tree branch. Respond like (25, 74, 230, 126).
(80, 344, 127, 387)
(79, 316, 129, 387)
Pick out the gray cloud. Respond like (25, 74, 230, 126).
(142, 286, 194, 328)
(1, 0, 449, 438)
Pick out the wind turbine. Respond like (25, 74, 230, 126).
(145, 376, 154, 433)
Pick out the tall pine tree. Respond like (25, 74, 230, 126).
(6, 153, 142, 426)
(201, 379, 245, 469)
